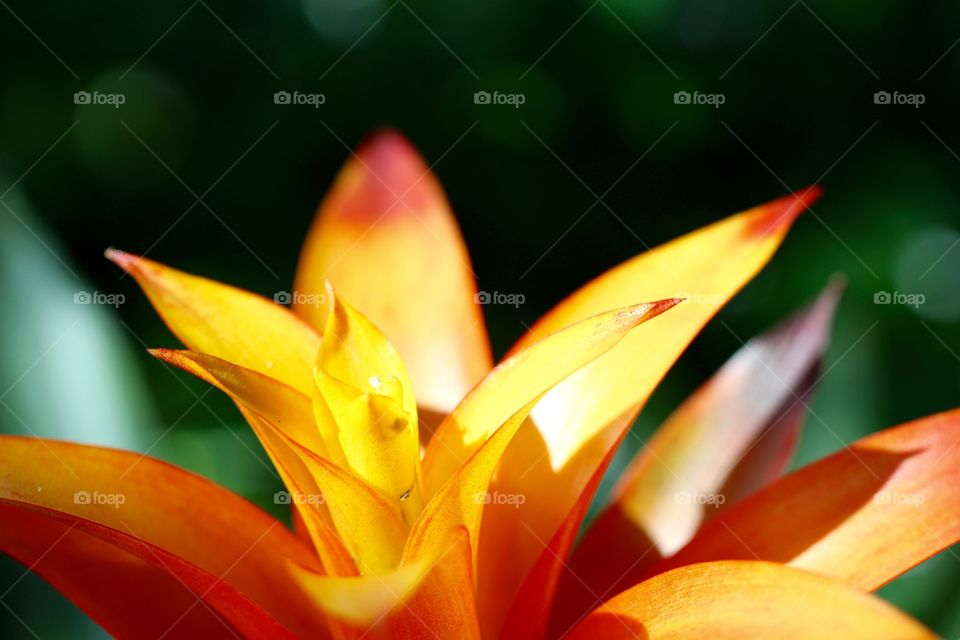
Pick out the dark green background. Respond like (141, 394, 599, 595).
(1, 0, 959, 637)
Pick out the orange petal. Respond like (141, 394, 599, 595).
(0, 436, 327, 638)
(563, 561, 934, 640)
(479, 188, 818, 634)
(551, 279, 843, 631)
(293, 130, 492, 413)
(106, 249, 320, 396)
(0, 504, 303, 639)
(649, 408, 960, 592)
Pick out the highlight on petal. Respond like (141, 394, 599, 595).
(551, 279, 843, 630)
(649, 408, 960, 593)
(265, 419, 409, 576)
(106, 249, 320, 395)
(315, 289, 423, 522)
(0, 436, 328, 638)
(423, 299, 682, 495)
(564, 561, 935, 640)
(293, 130, 493, 413)
(478, 188, 819, 635)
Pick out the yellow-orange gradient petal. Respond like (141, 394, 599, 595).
(150, 348, 325, 455)
(564, 561, 934, 640)
(107, 249, 320, 396)
(150, 349, 357, 578)
(294, 130, 492, 413)
(315, 290, 423, 522)
(0, 436, 328, 638)
(550, 279, 842, 631)
(648, 408, 960, 592)
(291, 527, 480, 639)
(478, 188, 819, 634)
(267, 422, 410, 575)
(423, 299, 682, 495)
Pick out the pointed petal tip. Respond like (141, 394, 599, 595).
(104, 247, 135, 270)
(750, 185, 822, 236)
(335, 129, 435, 222)
(615, 298, 683, 326)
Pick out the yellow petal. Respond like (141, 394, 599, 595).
(293, 130, 492, 413)
(478, 188, 818, 633)
(107, 249, 320, 395)
(417, 300, 680, 566)
(266, 420, 409, 575)
(291, 527, 479, 640)
(150, 348, 325, 455)
(150, 349, 358, 577)
(564, 561, 934, 640)
(316, 290, 422, 522)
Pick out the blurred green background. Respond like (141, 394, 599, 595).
(1, 0, 959, 637)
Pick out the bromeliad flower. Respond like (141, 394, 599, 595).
(1, 130, 957, 639)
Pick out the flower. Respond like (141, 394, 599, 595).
(1, 130, 956, 640)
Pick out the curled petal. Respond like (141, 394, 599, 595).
(107, 249, 320, 395)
